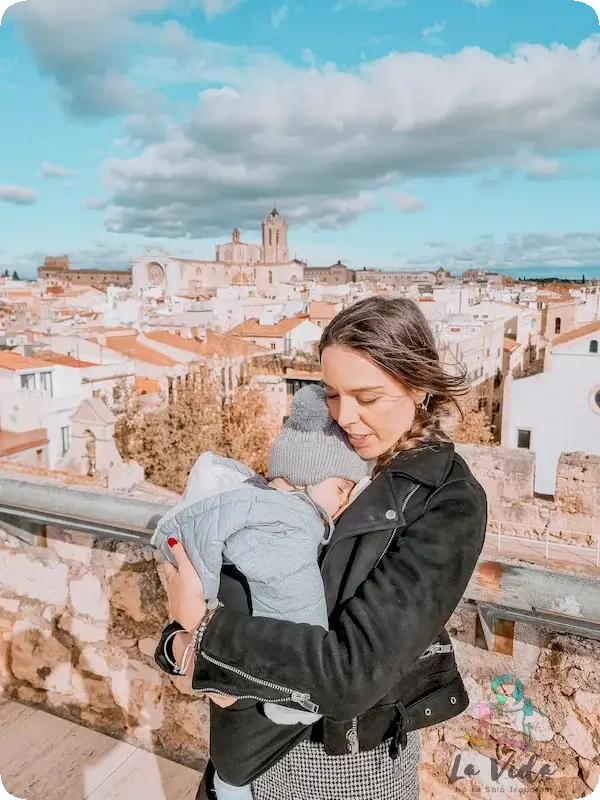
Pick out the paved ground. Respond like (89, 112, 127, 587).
(0, 698, 201, 800)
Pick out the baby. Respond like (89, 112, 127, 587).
(151, 384, 371, 800)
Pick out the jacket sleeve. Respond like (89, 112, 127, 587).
(192, 478, 487, 720)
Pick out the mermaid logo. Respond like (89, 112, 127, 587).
(466, 673, 547, 752)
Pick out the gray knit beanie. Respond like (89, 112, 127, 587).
(268, 384, 371, 486)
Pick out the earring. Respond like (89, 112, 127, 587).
(418, 394, 431, 411)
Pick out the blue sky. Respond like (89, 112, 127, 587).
(1, 0, 600, 277)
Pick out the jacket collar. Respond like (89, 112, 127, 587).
(386, 440, 455, 488)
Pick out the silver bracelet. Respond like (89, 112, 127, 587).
(194, 599, 224, 655)
(163, 630, 195, 676)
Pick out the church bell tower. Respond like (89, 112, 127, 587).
(261, 206, 289, 264)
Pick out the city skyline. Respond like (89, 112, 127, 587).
(2, 0, 600, 276)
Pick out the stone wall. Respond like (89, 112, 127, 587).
(1, 445, 600, 798)
(0, 526, 209, 772)
(458, 446, 600, 550)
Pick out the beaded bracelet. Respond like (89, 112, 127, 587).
(165, 600, 224, 675)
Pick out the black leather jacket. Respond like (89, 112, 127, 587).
(155, 441, 487, 790)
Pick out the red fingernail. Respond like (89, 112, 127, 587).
(168, 538, 178, 548)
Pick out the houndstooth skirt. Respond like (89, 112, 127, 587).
(250, 731, 420, 800)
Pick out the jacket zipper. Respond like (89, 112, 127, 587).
(346, 717, 359, 755)
(374, 482, 420, 568)
(347, 483, 420, 748)
(200, 651, 319, 713)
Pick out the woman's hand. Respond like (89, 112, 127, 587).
(163, 538, 207, 632)
(165, 539, 238, 708)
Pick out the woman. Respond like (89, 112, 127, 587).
(156, 296, 488, 800)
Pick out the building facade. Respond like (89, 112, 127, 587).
(38, 256, 132, 288)
(502, 322, 600, 494)
(132, 208, 305, 296)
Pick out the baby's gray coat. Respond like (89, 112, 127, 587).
(151, 456, 329, 630)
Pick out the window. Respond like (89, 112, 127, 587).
(555, 317, 562, 335)
(268, 270, 273, 285)
(39, 372, 53, 396)
(590, 340, 599, 354)
(36, 449, 44, 463)
(591, 388, 600, 415)
(517, 429, 531, 449)
(20, 373, 35, 390)
(270, 342, 276, 350)
(61, 426, 70, 455)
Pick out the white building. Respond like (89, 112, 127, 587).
(502, 321, 600, 494)
(131, 208, 305, 297)
(0, 351, 85, 468)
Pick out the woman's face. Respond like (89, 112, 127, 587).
(321, 345, 423, 460)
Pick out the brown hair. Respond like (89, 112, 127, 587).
(318, 296, 469, 471)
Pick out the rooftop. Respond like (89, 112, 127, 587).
(197, 329, 269, 359)
(229, 315, 309, 338)
(552, 320, 600, 348)
(0, 351, 52, 371)
(503, 338, 520, 353)
(144, 330, 206, 357)
(103, 335, 177, 367)
(0, 428, 48, 457)
(35, 350, 98, 368)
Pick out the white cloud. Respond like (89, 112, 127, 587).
(10, 0, 244, 115)
(422, 21, 446, 44)
(408, 231, 600, 270)
(38, 161, 79, 178)
(462, 0, 495, 6)
(85, 197, 110, 210)
(270, 4, 288, 28)
(99, 36, 600, 239)
(512, 150, 561, 179)
(390, 191, 426, 213)
(0, 185, 38, 204)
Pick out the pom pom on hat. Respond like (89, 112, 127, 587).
(288, 384, 331, 430)
(268, 383, 371, 486)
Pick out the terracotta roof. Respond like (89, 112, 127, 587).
(552, 320, 600, 347)
(0, 428, 48, 457)
(503, 338, 520, 353)
(35, 350, 98, 368)
(135, 376, 162, 395)
(106, 335, 177, 366)
(0, 351, 52, 371)
(197, 330, 269, 359)
(144, 331, 206, 356)
(229, 315, 309, 339)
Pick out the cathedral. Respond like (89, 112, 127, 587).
(132, 208, 306, 295)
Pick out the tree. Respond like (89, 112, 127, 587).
(453, 407, 495, 446)
(115, 366, 277, 494)
(11, 270, 19, 281)
(2, 269, 8, 278)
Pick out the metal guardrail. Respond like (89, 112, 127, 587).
(0, 476, 171, 544)
(1, 475, 600, 643)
